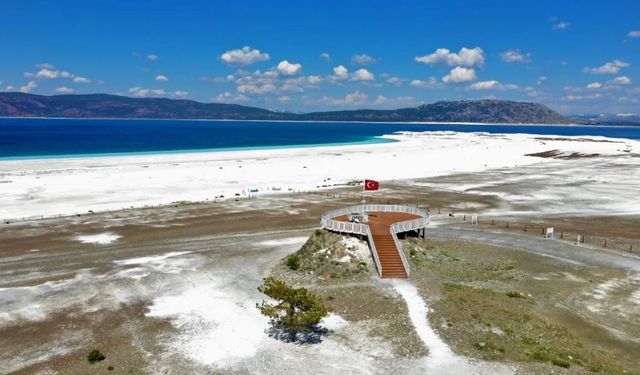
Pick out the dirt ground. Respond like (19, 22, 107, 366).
(403, 237, 640, 374)
(1, 181, 639, 374)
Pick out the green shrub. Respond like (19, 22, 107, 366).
(531, 349, 551, 362)
(87, 349, 105, 364)
(552, 358, 571, 368)
(506, 291, 527, 298)
(285, 254, 300, 270)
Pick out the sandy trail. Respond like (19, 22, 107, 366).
(390, 280, 514, 375)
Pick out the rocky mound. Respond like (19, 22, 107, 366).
(283, 229, 373, 280)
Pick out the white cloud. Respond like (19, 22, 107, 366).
(213, 92, 249, 102)
(307, 75, 322, 85)
(628, 30, 640, 38)
(33, 68, 73, 79)
(564, 94, 602, 101)
(583, 60, 629, 74)
(442, 67, 477, 83)
(237, 83, 277, 95)
(608, 76, 631, 85)
(410, 77, 440, 89)
(537, 76, 547, 85)
(586, 82, 603, 89)
(351, 68, 374, 81)
(220, 46, 269, 66)
(322, 90, 368, 105)
(320, 52, 331, 61)
(276, 60, 302, 75)
(73, 76, 91, 83)
(129, 87, 165, 97)
(500, 50, 531, 63)
(334, 67, 349, 79)
(54, 86, 75, 94)
(24, 65, 91, 84)
(37, 63, 55, 69)
(155, 75, 169, 82)
(147, 54, 159, 61)
(552, 21, 571, 30)
(616, 112, 637, 117)
(279, 82, 304, 93)
(332, 65, 349, 80)
(373, 95, 416, 106)
(386, 76, 404, 86)
(340, 90, 368, 105)
(227, 69, 320, 96)
(277, 95, 291, 102)
(374, 95, 387, 105)
(468, 80, 518, 90)
(199, 76, 227, 83)
(19, 81, 37, 93)
(352, 54, 377, 65)
(128, 87, 187, 98)
(415, 47, 484, 68)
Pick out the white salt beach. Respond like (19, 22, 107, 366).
(1, 131, 639, 221)
(146, 282, 270, 367)
(113, 251, 191, 266)
(74, 232, 121, 245)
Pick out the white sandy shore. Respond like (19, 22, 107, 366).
(1, 131, 639, 220)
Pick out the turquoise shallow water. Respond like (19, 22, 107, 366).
(1, 118, 639, 160)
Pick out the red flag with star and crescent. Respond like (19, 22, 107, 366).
(364, 179, 379, 191)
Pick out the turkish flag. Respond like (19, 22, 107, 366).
(364, 179, 379, 191)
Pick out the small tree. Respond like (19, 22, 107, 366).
(285, 254, 300, 270)
(87, 349, 105, 364)
(257, 277, 329, 332)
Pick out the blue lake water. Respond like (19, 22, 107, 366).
(1, 118, 639, 160)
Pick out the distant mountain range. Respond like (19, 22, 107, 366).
(0, 92, 574, 124)
(567, 113, 640, 126)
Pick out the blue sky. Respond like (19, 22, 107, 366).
(0, 0, 638, 114)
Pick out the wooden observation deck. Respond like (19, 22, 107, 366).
(320, 205, 429, 278)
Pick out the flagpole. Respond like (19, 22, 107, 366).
(361, 179, 365, 218)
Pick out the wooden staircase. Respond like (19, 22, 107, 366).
(326, 208, 426, 279)
(371, 232, 407, 278)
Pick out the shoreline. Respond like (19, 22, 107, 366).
(2, 122, 640, 161)
(0, 136, 396, 162)
(1, 130, 639, 221)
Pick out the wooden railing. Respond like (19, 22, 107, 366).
(320, 204, 429, 277)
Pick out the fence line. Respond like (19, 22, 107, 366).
(454, 213, 638, 255)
